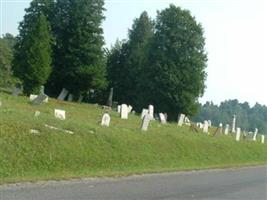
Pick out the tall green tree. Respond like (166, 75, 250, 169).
(107, 11, 154, 109)
(143, 5, 207, 119)
(0, 38, 13, 87)
(12, 0, 53, 95)
(49, 0, 107, 97)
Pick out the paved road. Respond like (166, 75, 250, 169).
(1, 165, 266, 200)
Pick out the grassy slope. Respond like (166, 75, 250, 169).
(0, 93, 266, 184)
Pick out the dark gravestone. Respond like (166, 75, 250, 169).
(106, 87, 113, 107)
(32, 94, 48, 105)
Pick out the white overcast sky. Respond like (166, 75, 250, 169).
(1, 0, 267, 106)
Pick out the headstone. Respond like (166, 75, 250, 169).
(120, 104, 128, 119)
(12, 87, 21, 96)
(117, 105, 121, 113)
(128, 105, 133, 113)
(253, 128, 258, 141)
(224, 124, 229, 135)
(34, 110, 41, 117)
(236, 128, 241, 141)
(184, 117, 191, 126)
(203, 120, 209, 133)
(40, 85, 45, 94)
(67, 94, 73, 102)
(78, 94, 83, 103)
(106, 88, 113, 107)
(178, 114, 185, 126)
(54, 109, 66, 120)
(148, 105, 154, 119)
(261, 135, 265, 144)
(31, 94, 48, 105)
(57, 88, 69, 100)
(132, 110, 136, 115)
(219, 123, 223, 133)
(164, 113, 168, 122)
(29, 94, 38, 101)
(141, 109, 148, 119)
(232, 115, 236, 133)
(159, 113, 167, 124)
(101, 113, 111, 127)
(208, 120, 212, 127)
(141, 114, 151, 131)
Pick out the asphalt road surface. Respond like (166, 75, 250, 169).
(1, 165, 266, 200)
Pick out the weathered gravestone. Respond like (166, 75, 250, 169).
(54, 109, 66, 120)
(178, 114, 185, 126)
(101, 113, 111, 127)
(141, 114, 151, 131)
(31, 94, 48, 105)
(12, 87, 22, 96)
(203, 120, 209, 133)
(159, 113, 167, 124)
(117, 105, 121, 113)
(219, 123, 223, 133)
(232, 115, 236, 133)
(106, 87, 113, 107)
(224, 124, 229, 135)
(261, 135, 265, 144)
(184, 117, 191, 126)
(253, 128, 258, 141)
(236, 127, 241, 141)
(29, 94, 38, 101)
(208, 120, 212, 127)
(120, 104, 128, 119)
(40, 85, 45, 94)
(148, 105, 154, 119)
(34, 110, 41, 117)
(67, 94, 73, 102)
(141, 109, 148, 119)
(128, 105, 133, 113)
(57, 88, 69, 101)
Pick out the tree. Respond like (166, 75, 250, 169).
(49, 0, 107, 98)
(0, 38, 13, 87)
(107, 11, 154, 109)
(12, 0, 53, 95)
(143, 5, 207, 119)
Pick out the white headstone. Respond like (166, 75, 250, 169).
(101, 113, 111, 127)
(261, 135, 265, 144)
(253, 128, 258, 141)
(34, 110, 41, 117)
(117, 105, 121, 113)
(208, 120, 212, 127)
(159, 113, 167, 124)
(57, 88, 69, 100)
(203, 120, 209, 133)
(236, 128, 241, 141)
(219, 123, 223, 133)
(29, 94, 38, 101)
(224, 124, 229, 135)
(232, 115, 236, 133)
(141, 109, 148, 119)
(54, 109, 66, 120)
(178, 114, 185, 126)
(128, 105, 133, 113)
(184, 117, 191, 126)
(148, 105, 154, 119)
(141, 114, 151, 131)
(120, 104, 128, 119)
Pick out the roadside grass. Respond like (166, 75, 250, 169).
(0, 92, 266, 184)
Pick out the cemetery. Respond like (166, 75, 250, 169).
(0, 92, 266, 184)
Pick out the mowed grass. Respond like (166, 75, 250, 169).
(0, 92, 266, 184)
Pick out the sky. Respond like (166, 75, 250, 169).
(1, 0, 266, 106)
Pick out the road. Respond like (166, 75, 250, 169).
(0, 165, 266, 200)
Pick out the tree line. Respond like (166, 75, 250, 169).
(193, 100, 267, 134)
(0, 0, 207, 120)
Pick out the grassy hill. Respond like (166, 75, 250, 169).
(0, 92, 266, 184)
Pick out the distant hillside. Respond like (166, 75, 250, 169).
(0, 93, 266, 184)
(193, 100, 267, 134)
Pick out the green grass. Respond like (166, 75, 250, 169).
(0, 92, 266, 184)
